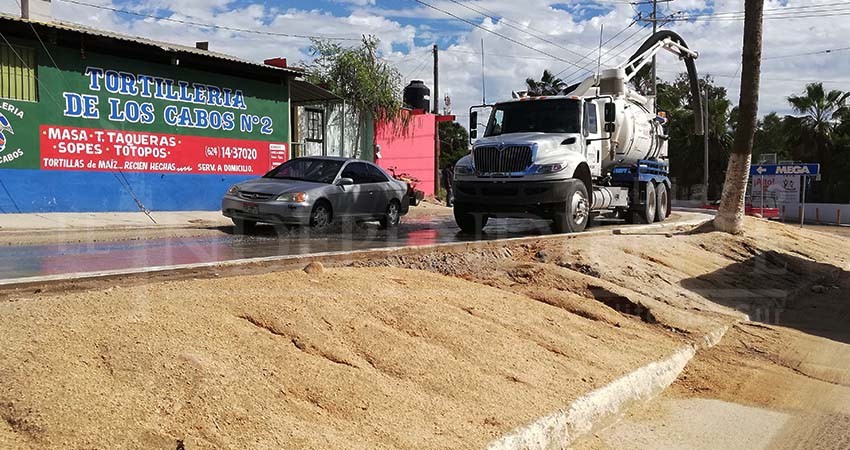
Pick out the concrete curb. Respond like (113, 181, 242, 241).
(486, 325, 730, 450)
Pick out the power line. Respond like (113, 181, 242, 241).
(444, 0, 593, 60)
(763, 46, 850, 60)
(410, 0, 587, 70)
(55, 0, 361, 41)
(655, 68, 850, 84)
(672, 1, 850, 19)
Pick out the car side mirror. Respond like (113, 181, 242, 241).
(469, 111, 478, 141)
(335, 177, 354, 186)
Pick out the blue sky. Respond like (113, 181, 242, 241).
(2, 0, 849, 118)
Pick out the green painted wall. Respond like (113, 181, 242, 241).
(1, 37, 289, 170)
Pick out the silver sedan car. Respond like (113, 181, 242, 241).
(222, 157, 410, 233)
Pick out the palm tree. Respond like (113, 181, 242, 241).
(714, 0, 764, 234)
(787, 83, 848, 162)
(525, 70, 566, 96)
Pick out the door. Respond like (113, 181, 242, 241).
(366, 163, 393, 216)
(584, 101, 603, 177)
(338, 162, 376, 218)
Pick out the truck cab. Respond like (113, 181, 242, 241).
(453, 95, 614, 234)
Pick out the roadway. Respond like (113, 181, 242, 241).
(0, 211, 703, 284)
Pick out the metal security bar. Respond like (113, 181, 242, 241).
(0, 44, 38, 102)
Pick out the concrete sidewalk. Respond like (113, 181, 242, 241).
(0, 211, 230, 232)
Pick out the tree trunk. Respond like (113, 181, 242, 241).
(714, 0, 765, 234)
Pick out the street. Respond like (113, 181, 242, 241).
(0, 210, 694, 283)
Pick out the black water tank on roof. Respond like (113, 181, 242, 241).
(403, 80, 431, 111)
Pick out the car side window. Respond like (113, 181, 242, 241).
(341, 163, 371, 184)
(366, 164, 390, 183)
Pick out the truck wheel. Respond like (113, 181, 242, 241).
(552, 180, 590, 233)
(655, 183, 669, 222)
(636, 182, 657, 224)
(454, 206, 488, 234)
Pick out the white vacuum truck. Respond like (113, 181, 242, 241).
(453, 31, 705, 233)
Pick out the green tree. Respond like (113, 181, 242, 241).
(439, 121, 469, 169)
(525, 70, 566, 96)
(306, 36, 405, 157)
(786, 83, 849, 200)
(657, 75, 732, 200)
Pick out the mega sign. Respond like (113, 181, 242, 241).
(751, 163, 820, 176)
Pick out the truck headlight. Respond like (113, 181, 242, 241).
(536, 163, 566, 174)
(276, 192, 308, 203)
(226, 185, 240, 195)
(455, 165, 474, 175)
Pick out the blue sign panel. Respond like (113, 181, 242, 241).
(750, 163, 820, 176)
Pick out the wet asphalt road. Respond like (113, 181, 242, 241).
(0, 213, 600, 281)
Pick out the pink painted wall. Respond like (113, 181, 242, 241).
(375, 113, 436, 195)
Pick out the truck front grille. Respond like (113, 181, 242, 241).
(473, 145, 533, 174)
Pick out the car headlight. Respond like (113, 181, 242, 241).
(536, 163, 566, 174)
(276, 192, 308, 202)
(455, 165, 474, 175)
(226, 185, 240, 195)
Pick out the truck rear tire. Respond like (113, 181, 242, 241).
(655, 182, 669, 222)
(638, 182, 657, 224)
(552, 180, 590, 234)
(454, 206, 488, 234)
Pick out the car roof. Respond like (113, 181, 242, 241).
(293, 156, 351, 162)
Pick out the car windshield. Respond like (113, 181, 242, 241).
(263, 158, 344, 183)
(484, 98, 581, 136)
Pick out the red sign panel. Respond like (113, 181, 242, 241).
(39, 125, 287, 175)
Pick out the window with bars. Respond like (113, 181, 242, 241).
(305, 109, 323, 143)
(0, 44, 38, 102)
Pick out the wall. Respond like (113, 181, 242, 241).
(374, 113, 436, 195)
(0, 38, 289, 213)
(780, 203, 850, 225)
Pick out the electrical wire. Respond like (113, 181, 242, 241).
(444, 0, 592, 60)
(763, 46, 850, 60)
(410, 0, 588, 70)
(55, 0, 361, 41)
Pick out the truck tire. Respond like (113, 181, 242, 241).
(655, 182, 669, 222)
(632, 182, 657, 224)
(552, 179, 590, 234)
(454, 206, 488, 234)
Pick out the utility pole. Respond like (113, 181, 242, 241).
(651, 0, 657, 99)
(703, 89, 710, 204)
(432, 44, 439, 114)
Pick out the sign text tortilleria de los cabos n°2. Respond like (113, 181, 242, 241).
(62, 67, 274, 135)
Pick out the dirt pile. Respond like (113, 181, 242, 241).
(2, 218, 849, 449)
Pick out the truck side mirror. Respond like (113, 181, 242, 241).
(604, 123, 616, 133)
(469, 111, 478, 141)
(470, 129, 477, 139)
(604, 102, 616, 123)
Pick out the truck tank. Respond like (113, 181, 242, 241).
(598, 68, 667, 170)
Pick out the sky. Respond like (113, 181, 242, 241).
(2, 0, 849, 124)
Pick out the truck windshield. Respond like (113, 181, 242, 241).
(484, 99, 581, 136)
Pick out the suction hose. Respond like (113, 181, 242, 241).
(626, 30, 704, 136)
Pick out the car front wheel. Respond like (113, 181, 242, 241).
(379, 200, 401, 229)
(309, 202, 332, 230)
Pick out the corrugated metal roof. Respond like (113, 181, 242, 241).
(0, 13, 305, 77)
(290, 79, 341, 105)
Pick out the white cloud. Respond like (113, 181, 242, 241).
(2, 0, 849, 122)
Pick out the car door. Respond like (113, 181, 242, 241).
(338, 162, 374, 218)
(366, 163, 394, 216)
